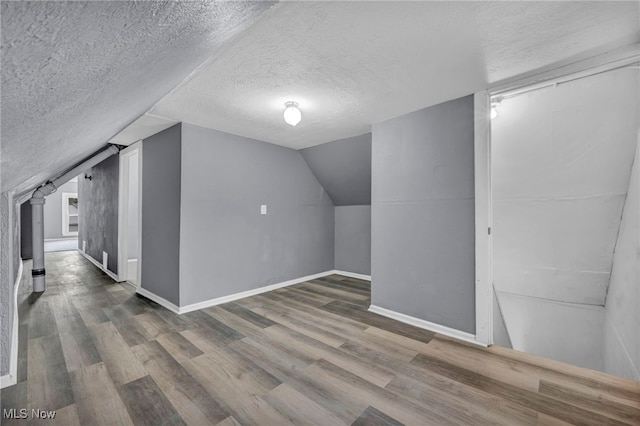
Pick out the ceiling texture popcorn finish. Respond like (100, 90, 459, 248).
(0, 0, 275, 196)
(147, 1, 639, 149)
(1, 1, 639, 196)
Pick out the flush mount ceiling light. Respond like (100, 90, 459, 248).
(283, 101, 302, 126)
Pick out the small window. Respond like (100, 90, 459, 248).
(62, 193, 79, 237)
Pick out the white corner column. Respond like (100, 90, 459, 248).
(474, 90, 493, 346)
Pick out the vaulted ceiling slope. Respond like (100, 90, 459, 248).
(144, 1, 639, 149)
(300, 133, 371, 206)
(0, 0, 275, 196)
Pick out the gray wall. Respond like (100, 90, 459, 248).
(371, 95, 475, 334)
(20, 201, 32, 260)
(335, 205, 371, 275)
(179, 124, 334, 306)
(301, 134, 372, 277)
(78, 155, 119, 274)
(300, 133, 371, 206)
(44, 180, 78, 240)
(141, 124, 182, 306)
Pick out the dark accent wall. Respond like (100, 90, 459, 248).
(335, 206, 371, 275)
(141, 124, 182, 306)
(78, 154, 120, 274)
(371, 95, 476, 334)
(20, 201, 32, 260)
(179, 124, 334, 306)
(300, 133, 371, 206)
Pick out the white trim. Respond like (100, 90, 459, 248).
(127, 259, 138, 285)
(136, 286, 181, 314)
(15, 191, 32, 206)
(7, 191, 15, 300)
(368, 304, 485, 347)
(137, 270, 336, 315)
(135, 143, 143, 289)
(117, 143, 142, 284)
(489, 43, 639, 97)
(116, 149, 127, 281)
(474, 91, 493, 346)
(2, 191, 18, 388)
(178, 270, 335, 314)
(77, 248, 120, 282)
(44, 237, 77, 242)
(332, 270, 371, 281)
(1, 260, 23, 389)
(61, 192, 79, 237)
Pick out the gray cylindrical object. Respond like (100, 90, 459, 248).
(30, 196, 46, 292)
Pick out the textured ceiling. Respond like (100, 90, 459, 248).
(146, 1, 639, 149)
(2, 1, 639, 196)
(1, 0, 275, 196)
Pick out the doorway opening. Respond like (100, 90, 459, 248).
(43, 176, 81, 253)
(489, 66, 639, 379)
(118, 143, 142, 287)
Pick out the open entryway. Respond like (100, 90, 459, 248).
(118, 143, 142, 286)
(489, 65, 639, 380)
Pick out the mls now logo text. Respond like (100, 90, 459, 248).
(3, 408, 56, 419)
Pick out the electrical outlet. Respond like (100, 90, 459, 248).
(261, 205, 267, 215)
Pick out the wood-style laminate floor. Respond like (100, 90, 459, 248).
(2, 251, 639, 425)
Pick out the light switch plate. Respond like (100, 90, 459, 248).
(261, 205, 267, 215)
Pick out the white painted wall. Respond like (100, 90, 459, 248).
(492, 289, 511, 348)
(126, 152, 139, 284)
(493, 68, 639, 305)
(499, 292, 605, 371)
(491, 67, 640, 372)
(127, 153, 139, 260)
(603, 137, 640, 381)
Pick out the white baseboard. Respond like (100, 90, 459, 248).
(136, 286, 180, 314)
(137, 270, 336, 315)
(77, 249, 120, 282)
(332, 270, 371, 281)
(178, 270, 335, 314)
(368, 304, 485, 347)
(127, 259, 138, 283)
(1, 260, 23, 389)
